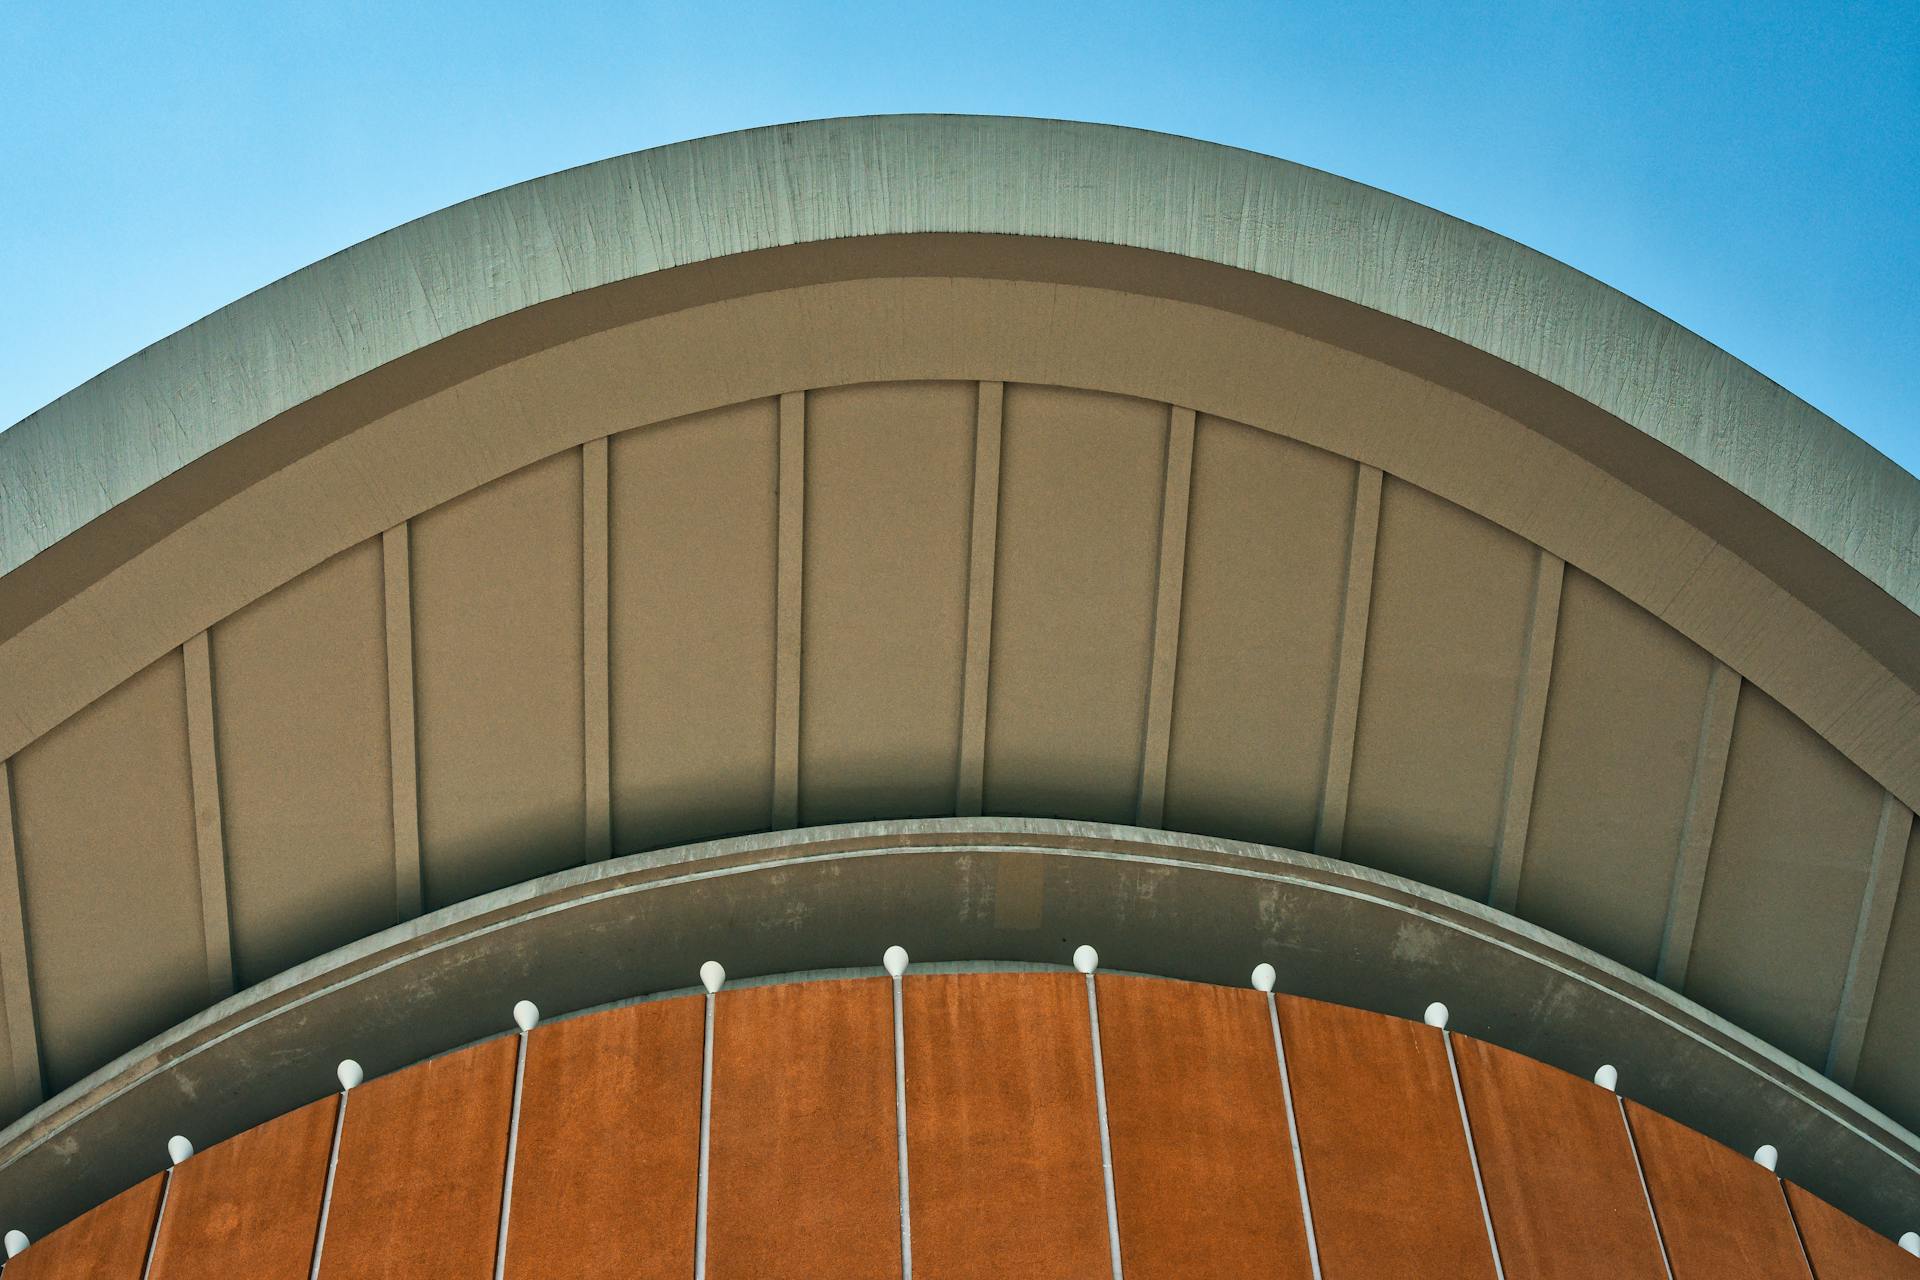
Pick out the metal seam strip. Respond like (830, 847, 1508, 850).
(1776, 1178, 1819, 1279)
(491, 1030, 529, 1280)
(1084, 973, 1124, 1280)
(892, 975, 912, 1280)
(1442, 1030, 1507, 1280)
(139, 1167, 172, 1280)
(1616, 1098, 1675, 1280)
(694, 990, 715, 1280)
(306, 1090, 349, 1280)
(1264, 992, 1324, 1279)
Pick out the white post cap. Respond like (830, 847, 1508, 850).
(167, 1134, 194, 1166)
(5, 1229, 28, 1257)
(512, 1000, 540, 1032)
(1251, 963, 1277, 993)
(1072, 945, 1100, 974)
(336, 1058, 364, 1091)
(883, 946, 909, 978)
(1423, 1001, 1450, 1029)
(700, 960, 727, 994)
(1593, 1064, 1619, 1092)
(1753, 1143, 1779, 1172)
(1898, 1230, 1918, 1256)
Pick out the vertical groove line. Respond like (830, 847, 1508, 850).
(892, 974, 913, 1280)
(1657, 662, 1739, 988)
(382, 524, 424, 920)
(955, 381, 1004, 817)
(1441, 1031, 1506, 1280)
(1616, 1099, 1675, 1280)
(1488, 551, 1562, 913)
(1777, 1179, 1819, 1279)
(695, 990, 716, 1280)
(772, 391, 805, 830)
(582, 437, 612, 863)
(1827, 792, 1913, 1083)
(1136, 405, 1195, 829)
(307, 1090, 350, 1280)
(182, 630, 235, 1001)
(1084, 974, 1124, 1280)
(1315, 463, 1382, 858)
(1264, 992, 1323, 1280)
(139, 1168, 173, 1280)
(0, 759, 42, 1112)
(492, 1030, 529, 1280)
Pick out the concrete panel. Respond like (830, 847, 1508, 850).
(609, 402, 778, 852)
(506, 995, 702, 1280)
(1626, 1100, 1811, 1278)
(708, 978, 900, 1279)
(412, 451, 585, 907)
(984, 386, 1167, 823)
(800, 383, 973, 825)
(1, 1173, 161, 1280)
(318, 1037, 516, 1279)
(1689, 687, 1882, 1066)
(1162, 418, 1353, 849)
(1097, 974, 1312, 1279)
(1453, 1036, 1666, 1280)
(211, 540, 395, 987)
(1345, 480, 1537, 900)
(1519, 569, 1713, 974)
(1277, 996, 1496, 1278)
(1784, 1181, 1920, 1278)
(148, 1098, 333, 1280)
(902, 971, 1109, 1279)
(1857, 821, 1920, 1132)
(9, 655, 207, 1087)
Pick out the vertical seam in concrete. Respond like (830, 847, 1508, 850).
(1085, 974, 1124, 1280)
(1656, 662, 1740, 989)
(1315, 464, 1383, 859)
(1777, 1179, 1819, 1280)
(307, 1091, 348, 1280)
(956, 381, 1004, 818)
(1489, 552, 1563, 914)
(1442, 1031, 1506, 1280)
(694, 989, 716, 1280)
(582, 438, 613, 863)
(382, 524, 424, 921)
(182, 630, 235, 1002)
(1136, 406, 1195, 830)
(139, 1167, 173, 1280)
(1827, 791, 1914, 1084)
(0, 760, 42, 1113)
(1264, 993, 1323, 1280)
(492, 1030, 530, 1280)
(1616, 1100, 1676, 1280)
(773, 391, 805, 831)
(892, 974, 913, 1280)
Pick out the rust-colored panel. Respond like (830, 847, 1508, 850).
(1785, 1181, 1920, 1277)
(904, 971, 1109, 1280)
(1095, 975, 1311, 1279)
(317, 1037, 516, 1280)
(708, 978, 900, 1279)
(1625, 1101, 1811, 1278)
(1452, 1036, 1665, 1280)
(503, 996, 703, 1280)
(1276, 996, 1496, 1278)
(148, 1097, 335, 1280)
(5, 1173, 163, 1280)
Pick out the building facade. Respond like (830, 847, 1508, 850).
(0, 116, 1915, 1275)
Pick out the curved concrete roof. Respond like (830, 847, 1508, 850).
(2, 115, 1914, 610)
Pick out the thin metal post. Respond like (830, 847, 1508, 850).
(1263, 989, 1324, 1280)
(1441, 1030, 1507, 1280)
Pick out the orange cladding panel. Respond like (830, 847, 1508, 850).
(4, 1175, 163, 1280)
(147, 1097, 335, 1279)
(503, 996, 704, 1280)
(1625, 1100, 1811, 1278)
(1784, 1182, 1919, 1278)
(903, 971, 1110, 1280)
(316, 1036, 516, 1280)
(1276, 997, 1496, 1279)
(1094, 975, 1312, 1279)
(1451, 1036, 1665, 1280)
(707, 978, 901, 1280)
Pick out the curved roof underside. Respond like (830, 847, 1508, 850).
(0, 116, 1917, 1235)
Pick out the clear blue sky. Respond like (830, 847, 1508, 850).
(3, 1, 1916, 473)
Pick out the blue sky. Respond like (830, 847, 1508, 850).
(3, 1, 1916, 473)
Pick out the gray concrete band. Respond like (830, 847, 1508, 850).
(0, 818, 1913, 1241)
